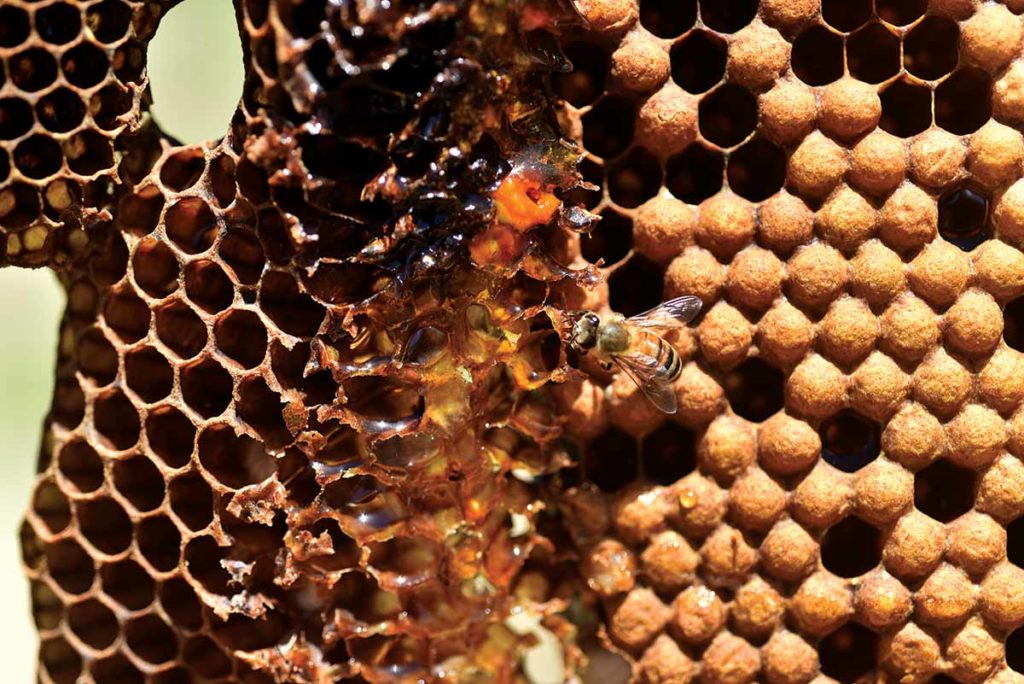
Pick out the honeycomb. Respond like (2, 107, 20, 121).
(6, 0, 1024, 682)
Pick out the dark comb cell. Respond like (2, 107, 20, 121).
(938, 186, 990, 251)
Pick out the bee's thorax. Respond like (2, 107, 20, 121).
(597, 321, 629, 353)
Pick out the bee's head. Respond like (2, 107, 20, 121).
(569, 312, 600, 353)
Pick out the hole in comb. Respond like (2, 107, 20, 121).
(642, 423, 697, 484)
(185, 259, 235, 313)
(876, 0, 926, 25)
(94, 390, 141, 450)
(819, 623, 879, 681)
(0, 98, 34, 139)
(699, 84, 757, 148)
(125, 347, 174, 403)
(821, 516, 882, 576)
(914, 459, 976, 523)
(46, 539, 94, 594)
(821, 410, 880, 473)
(68, 598, 119, 650)
(847, 23, 901, 84)
(728, 138, 786, 202)
(880, 78, 932, 138)
(582, 95, 637, 160)
(671, 30, 727, 94)
(146, 405, 196, 469)
(198, 424, 276, 489)
(936, 68, 992, 135)
(101, 559, 155, 610)
(40, 636, 82, 684)
(938, 185, 990, 252)
(11, 48, 59, 92)
(138, 515, 182, 572)
(91, 654, 143, 684)
(554, 42, 609, 107)
(582, 208, 633, 266)
(126, 614, 179, 664)
(792, 25, 844, 86)
(61, 42, 109, 88)
(160, 148, 207, 192)
(608, 255, 664, 318)
(904, 16, 959, 80)
(666, 143, 724, 203)
(584, 428, 638, 492)
(37, 88, 85, 133)
(1009, 627, 1024, 673)
(699, 0, 757, 33)
(78, 497, 133, 554)
(88, 0, 133, 43)
(607, 147, 662, 208)
(169, 471, 214, 531)
(181, 358, 233, 419)
(34, 479, 71, 534)
(640, 0, 696, 37)
(724, 358, 785, 422)
(822, 0, 872, 32)
(160, 577, 203, 630)
(57, 440, 104, 494)
(0, 6, 30, 47)
(112, 455, 165, 512)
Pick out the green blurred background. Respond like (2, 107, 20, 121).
(0, 1, 242, 677)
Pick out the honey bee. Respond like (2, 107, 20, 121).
(568, 296, 703, 414)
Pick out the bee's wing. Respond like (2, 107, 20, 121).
(611, 352, 679, 415)
(629, 296, 703, 330)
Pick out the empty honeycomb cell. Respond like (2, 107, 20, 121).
(45, 538, 95, 598)
(259, 271, 324, 337)
(937, 68, 994, 135)
(218, 229, 266, 284)
(607, 146, 662, 208)
(608, 254, 664, 317)
(160, 148, 207, 193)
(100, 559, 155, 611)
(168, 471, 214, 532)
(819, 623, 879, 682)
(91, 653, 144, 684)
(158, 576, 203, 632)
(52, 378, 86, 431)
(180, 357, 233, 418)
(665, 143, 724, 203)
(78, 497, 133, 557)
(86, 0, 133, 44)
(155, 299, 206, 359)
(76, 327, 118, 386)
(57, 439, 104, 494)
(237, 376, 291, 447)
(37, 3, 83, 46)
(584, 429, 639, 492)
(126, 613, 179, 664)
(68, 597, 119, 650)
(638, 0, 694, 37)
(29, 578, 61, 628)
(208, 155, 237, 207)
(10, 48, 59, 92)
(938, 185, 991, 253)
(791, 24, 844, 87)
(90, 84, 134, 130)
(698, 84, 757, 148)
(723, 358, 785, 422)
(37, 87, 88, 134)
(14, 134, 64, 180)
(641, 422, 696, 485)
(112, 38, 145, 83)
(583, 95, 637, 160)
(214, 309, 268, 369)
(915, 459, 976, 523)
(0, 97, 34, 140)
(821, 0, 870, 32)
(91, 230, 130, 287)
(905, 16, 959, 81)
(93, 389, 141, 451)
(700, 0, 757, 33)
(61, 42, 110, 89)
(112, 455, 165, 513)
(124, 347, 174, 403)
(0, 182, 42, 229)
(666, 31, 724, 95)
(183, 635, 233, 679)
(137, 515, 182, 574)
(557, 42, 611, 105)
(0, 5, 30, 47)
(166, 197, 218, 254)
(185, 258, 234, 313)
(198, 424, 275, 489)
(40, 636, 82, 684)
(880, 79, 933, 138)
(820, 410, 880, 473)
(144, 406, 195, 469)
(820, 516, 881, 577)
(727, 139, 786, 202)
(876, 0, 926, 25)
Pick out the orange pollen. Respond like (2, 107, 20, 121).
(493, 172, 561, 232)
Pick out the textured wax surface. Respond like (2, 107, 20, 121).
(4, 0, 1024, 683)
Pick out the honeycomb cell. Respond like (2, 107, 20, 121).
(214, 309, 268, 369)
(185, 259, 234, 313)
(100, 559, 155, 611)
(791, 24, 844, 86)
(822, 0, 870, 32)
(57, 440, 104, 494)
(45, 538, 94, 594)
(639, 0, 696, 38)
(145, 406, 196, 469)
(40, 636, 82, 684)
(820, 410, 880, 473)
(198, 424, 275, 489)
(608, 255, 664, 317)
(961, 4, 1023, 72)
(876, 0, 926, 25)
(155, 299, 206, 359)
(905, 16, 959, 80)
(641, 422, 696, 485)
(915, 459, 976, 523)
(259, 271, 324, 337)
(699, 84, 757, 148)
(821, 516, 881, 577)
(700, 0, 757, 33)
(819, 623, 879, 682)
(938, 185, 991, 252)
(76, 327, 118, 386)
(936, 68, 994, 135)
(183, 635, 233, 679)
(665, 143, 724, 203)
(126, 613, 179, 664)
(723, 358, 785, 422)
(218, 229, 265, 284)
(33, 480, 72, 534)
(180, 358, 233, 419)
(87, 0, 133, 43)
(582, 95, 636, 159)
(37, 88, 87, 134)
(125, 347, 174, 403)
(78, 497, 132, 555)
(759, 79, 817, 146)
(728, 22, 790, 91)
(607, 146, 662, 207)
(14, 135, 64, 180)
(166, 197, 218, 254)
(61, 42, 110, 89)
(0, 5, 30, 47)
(68, 598, 119, 650)
(37, 4, 82, 46)
(159, 577, 202, 631)
(137, 515, 182, 573)
(557, 42, 611, 106)
(880, 79, 932, 138)
(0, 98, 34, 140)
(848, 23, 901, 84)
(727, 139, 786, 202)
(94, 390, 141, 451)
(10, 48, 59, 92)
(113, 455, 165, 513)
(671, 30, 729, 94)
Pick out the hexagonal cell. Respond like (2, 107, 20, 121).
(904, 16, 959, 80)
(169, 471, 214, 531)
(68, 598, 118, 650)
(727, 138, 786, 202)
(185, 259, 235, 313)
(159, 577, 203, 631)
(938, 185, 990, 252)
(876, 0, 926, 26)
(608, 255, 664, 318)
(10, 48, 59, 92)
(125, 347, 174, 403)
(94, 390, 141, 451)
(0, 98, 34, 140)
(666, 143, 724, 204)
(724, 358, 785, 423)
(915, 459, 976, 523)
(821, 516, 882, 577)
(61, 42, 110, 89)
(14, 135, 63, 180)
(821, 410, 881, 473)
(581, 208, 633, 267)
(640, 0, 696, 38)
(137, 515, 182, 573)
(155, 300, 207, 359)
(112, 455, 165, 512)
(698, 84, 756, 149)
(936, 68, 992, 135)
(45, 538, 94, 595)
(183, 636, 233, 679)
(607, 147, 662, 208)
(100, 559, 156, 611)
(40, 636, 82, 684)
(822, 0, 872, 32)
(76, 328, 118, 386)
(259, 271, 325, 337)
(671, 30, 727, 94)
(145, 405, 196, 469)
(552, 42, 609, 108)
(642, 422, 697, 484)
(87, 1, 133, 44)
(160, 148, 206, 192)
(879, 78, 932, 138)
(699, 0, 757, 33)
(57, 440, 104, 494)
(104, 285, 151, 343)
(237, 376, 292, 448)
(792, 25, 844, 87)
(78, 497, 133, 555)
(198, 424, 276, 489)
(819, 622, 880, 681)
(0, 6, 30, 47)
(180, 358, 233, 419)
(584, 428, 639, 492)
(218, 229, 265, 284)
(125, 614, 179, 664)
(36, 88, 85, 133)
(582, 95, 637, 160)
(91, 653, 144, 684)
(848, 23, 901, 84)
(166, 197, 218, 254)
(1009, 626, 1024, 673)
